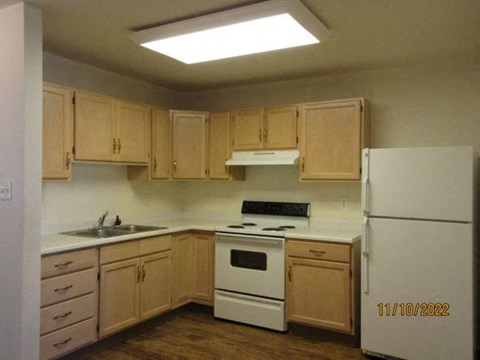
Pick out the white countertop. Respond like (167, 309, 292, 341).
(41, 218, 360, 255)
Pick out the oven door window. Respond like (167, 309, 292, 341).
(230, 249, 267, 271)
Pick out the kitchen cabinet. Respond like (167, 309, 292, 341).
(42, 83, 74, 180)
(173, 233, 196, 305)
(209, 111, 245, 180)
(98, 236, 172, 337)
(173, 232, 215, 306)
(74, 91, 151, 164)
(286, 239, 360, 335)
(151, 108, 171, 179)
(232, 106, 297, 151)
(193, 232, 214, 304)
(40, 248, 98, 360)
(298, 99, 370, 180)
(171, 110, 208, 179)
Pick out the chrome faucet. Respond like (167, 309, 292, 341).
(98, 211, 109, 228)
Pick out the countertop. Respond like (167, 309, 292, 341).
(41, 218, 361, 255)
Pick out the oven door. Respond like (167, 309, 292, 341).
(215, 232, 285, 300)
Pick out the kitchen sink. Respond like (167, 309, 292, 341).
(113, 224, 168, 232)
(61, 224, 168, 239)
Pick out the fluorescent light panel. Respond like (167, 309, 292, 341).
(130, 0, 329, 64)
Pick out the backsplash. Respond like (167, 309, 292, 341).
(41, 164, 361, 234)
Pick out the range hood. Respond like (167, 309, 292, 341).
(226, 150, 300, 166)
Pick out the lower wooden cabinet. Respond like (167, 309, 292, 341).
(40, 248, 98, 360)
(173, 232, 214, 306)
(286, 239, 359, 335)
(98, 236, 172, 337)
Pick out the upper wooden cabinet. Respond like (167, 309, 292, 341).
(233, 106, 297, 151)
(298, 99, 370, 181)
(151, 108, 170, 179)
(74, 91, 151, 164)
(171, 110, 208, 179)
(115, 100, 151, 163)
(209, 112, 245, 180)
(42, 83, 74, 180)
(209, 112, 232, 179)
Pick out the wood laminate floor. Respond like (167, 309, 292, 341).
(66, 304, 370, 360)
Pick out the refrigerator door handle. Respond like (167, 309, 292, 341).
(361, 150, 370, 215)
(362, 217, 369, 293)
(362, 217, 369, 255)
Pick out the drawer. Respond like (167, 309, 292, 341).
(41, 268, 97, 307)
(139, 235, 172, 256)
(100, 240, 140, 264)
(40, 317, 96, 360)
(41, 248, 97, 279)
(287, 240, 350, 263)
(40, 293, 97, 335)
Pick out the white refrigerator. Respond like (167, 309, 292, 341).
(361, 146, 476, 360)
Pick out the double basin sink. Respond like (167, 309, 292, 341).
(62, 224, 168, 239)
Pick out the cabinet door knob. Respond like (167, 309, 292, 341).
(301, 157, 305, 172)
(137, 266, 141, 283)
(153, 157, 158, 172)
(263, 129, 267, 142)
(259, 128, 263, 142)
(117, 138, 122, 154)
(288, 265, 292, 282)
(142, 265, 146, 282)
(112, 138, 117, 153)
(173, 160, 177, 172)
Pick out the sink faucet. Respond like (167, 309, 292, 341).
(98, 211, 109, 228)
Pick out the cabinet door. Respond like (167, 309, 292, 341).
(264, 106, 297, 150)
(42, 84, 73, 179)
(233, 108, 264, 150)
(99, 258, 140, 337)
(286, 257, 352, 333)
(74, 92, 116, 161)
(209, 112, 231, 179)
(194, 233, 214, 302)
(140, 251, 172, 320)
(298, 100, 362, 180)
(171, 111, 207, 179)
(115, 101, 151, 163)
(151, 108, 170, 179)
(173, 233, 196, 304)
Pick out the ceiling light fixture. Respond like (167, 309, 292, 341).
(129, 0, 329, 64)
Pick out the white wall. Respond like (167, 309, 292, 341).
(0, 3, 42, 359)
(43, 52, 181, 108)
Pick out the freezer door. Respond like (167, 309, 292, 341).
(361, 218, 473, 360)
(363, 146, 473, 222)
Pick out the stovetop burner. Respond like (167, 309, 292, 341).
(227, 225, 245, 229)
(262, 227, 286, 232)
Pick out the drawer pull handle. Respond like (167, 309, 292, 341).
(54, 284, 73, 292)
(54, 260, 73, 268)
(53, 311, 72, 320)
(142, 265, 146, 282)
(309, 249, 326, 256)
(288, 265, 292, 282)
(137, 266, 141, 283)
(53, 337, 72, 347)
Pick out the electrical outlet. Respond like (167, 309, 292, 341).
(0, 182, 12, 201)
(339, 197, 348, 209)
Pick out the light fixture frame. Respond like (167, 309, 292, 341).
(129, 0, 329, 63)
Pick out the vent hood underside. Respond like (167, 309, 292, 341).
(226, 150, 300, 166)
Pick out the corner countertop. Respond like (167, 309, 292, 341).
(41, 218, 361, 255)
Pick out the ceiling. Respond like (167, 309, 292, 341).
(26, 0, 480, 91)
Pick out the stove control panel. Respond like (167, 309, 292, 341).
(241, 201, 310, 217)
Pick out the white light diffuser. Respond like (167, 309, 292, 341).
(129, 0, 329, 64)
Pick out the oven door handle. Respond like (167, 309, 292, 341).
(215, 232, 284, 245)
